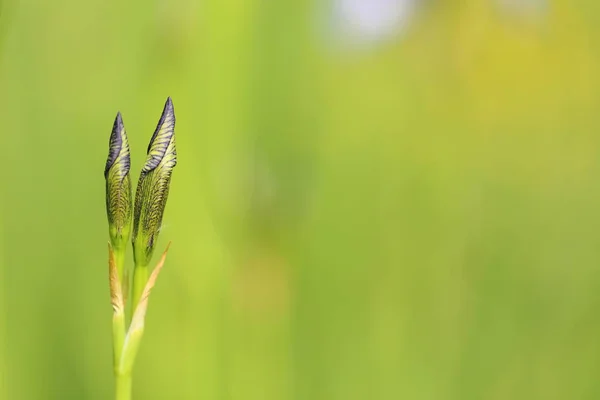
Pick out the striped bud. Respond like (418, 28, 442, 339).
(105, 112, 133, 253)
(132, 97, 177, 267)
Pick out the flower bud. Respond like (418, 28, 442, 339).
(105, 112, 133, 252)
(132, 97, 177, 267)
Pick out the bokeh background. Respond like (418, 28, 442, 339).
(1, 0, 600, 398)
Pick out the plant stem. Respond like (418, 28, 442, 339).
(114, 246, 126, 284)
(115, 373, 132, 400)
(111, 247, 129, 400)
(111, 248, 126, 365)
(112, 312, 125, 369)
(131, 264, 148, 315)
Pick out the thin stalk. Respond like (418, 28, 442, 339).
(113, 248, 126, 284)
(110, 247, 128, 400)
(131, 264, 148, 316)
(112, 312, 125, 369)
(115, 373, 132, 400)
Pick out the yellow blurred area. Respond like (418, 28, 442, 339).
(1, 0, 600, 399)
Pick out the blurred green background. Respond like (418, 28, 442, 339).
(1, 0, 600, 398)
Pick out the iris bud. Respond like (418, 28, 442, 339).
(132, 97, 177, 267)
(105, 112, 133, 254)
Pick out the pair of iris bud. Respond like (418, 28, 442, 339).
(104, 97, 177, 278)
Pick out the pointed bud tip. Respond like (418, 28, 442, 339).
(105, 110, 130, 177)
(112, 112, 123, 131)
(162, 97, 174, 120)
(144, 97, 176, 157)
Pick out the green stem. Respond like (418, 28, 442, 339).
(112, 247, 129, 400)
(112, 248, 126, 364)
(113, 247, 126, 284)
(131, 264, 148, 315)
(112, 312, 125, 370)
(115, 373, 132, 400)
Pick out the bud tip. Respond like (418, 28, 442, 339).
(105, 111, 128, 177)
